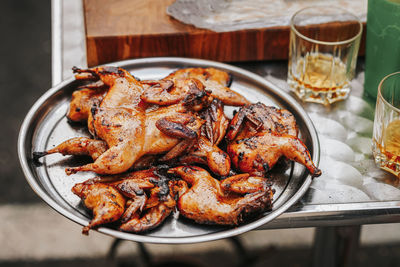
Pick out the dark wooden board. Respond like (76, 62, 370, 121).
(83, 0, 365, 67)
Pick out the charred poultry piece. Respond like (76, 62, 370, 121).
(227, 103, 321, 177)
(72, 167, 178, 234)
(72, 180, 126, 235)
(132, 79, 213, 164)
(113, 167, 177, 233)
(66, 101, 205, 175)
(141, 90, 231, 175)
(228, 132, 321, 177)
(67, 81, 108, 123)
(169, 166, 273, 225)
(64, 66, 147, 175)
(163, 68, 250, 106)
(178, 99, 231, 176)
(119, 185, 176, 233)
(137, 79, 232, 176)
(227, 102, 299, 140)
(34, 69, 210, 175)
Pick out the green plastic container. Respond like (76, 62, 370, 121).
(364, 0, 400, 100)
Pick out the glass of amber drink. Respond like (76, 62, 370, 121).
(373, 72, 400, 177)
(287, 6, 362, 105)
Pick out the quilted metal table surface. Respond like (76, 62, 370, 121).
(52, 0, 400, 230)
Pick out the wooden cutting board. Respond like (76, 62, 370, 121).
(84, 0, 365, 67)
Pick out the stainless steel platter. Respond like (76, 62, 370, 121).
(18, 57, 320, 244)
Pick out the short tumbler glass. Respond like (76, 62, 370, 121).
(287, 6, 362, 105)
(372, 72, 400, 178)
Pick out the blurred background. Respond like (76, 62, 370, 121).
(2, 0, 400, 266)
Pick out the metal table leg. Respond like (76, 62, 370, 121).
(312, 226, 361, 267)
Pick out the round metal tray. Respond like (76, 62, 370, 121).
(18, 57, 320, 244)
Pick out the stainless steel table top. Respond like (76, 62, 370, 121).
(51, 0, 400, 229)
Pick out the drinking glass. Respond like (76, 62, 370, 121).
(287, 6, 362, 105)
(372, 72, 400, 178)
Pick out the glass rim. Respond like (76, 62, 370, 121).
(378, 71, 400, 113)
(290, 5, 363, 46)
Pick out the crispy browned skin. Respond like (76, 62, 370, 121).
(227, 103, 321, 177)
(164, 68, 250, 106)
(141, 97, 231, 176)
(179, 136, 231, 176)
(67, 82, 108, 122)
(33, 137, 108, 161)
(113, 169, 157, 198)
(119, 186, 176, 233)
(71, 181, 125, 235)
(63, 66, 147, 175)
(141, 78, 212, 110)
(178, 99, 231, 176)
(64, 69, 202, 175)
(227, 102, 298, 140)
(72, 107, 146, 175)
(202, 98, 230, 145)
(66, 104, 204, 175)
(49, 69, 208, 175)
(71, 67, 231, 114)
(146, 104, 204, 158)
(131, 155, 158, 170)
(169, 166, 273, 225)
(228, 132, 321, 177)
(38, 102, 204, 175)
(34, 67, 241, 175)
(112, 168, 177, 233)
(73, 66, 144, 109)
(72, 168, 178, 234)
(220, 173, 268, 194)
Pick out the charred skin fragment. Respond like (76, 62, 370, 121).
(151, 165, 172, 199)
(244, 139, 257, 150)
(263, 163, 270, 172)
(226, 73, 233, 88)
(114, 168, 177, 234)
(238, 152, 244, 162)
(227, 103, 320, 177)
(156, 117, 198, 140)
(99, 66, 121, 76)
(169, 166, 273, 225)
(89, 105, 99, 139)
(90, 104, 98, 118)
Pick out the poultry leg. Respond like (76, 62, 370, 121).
(33, 137, 108, 161)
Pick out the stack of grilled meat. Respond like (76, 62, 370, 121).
(34, 66, 321, 234)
